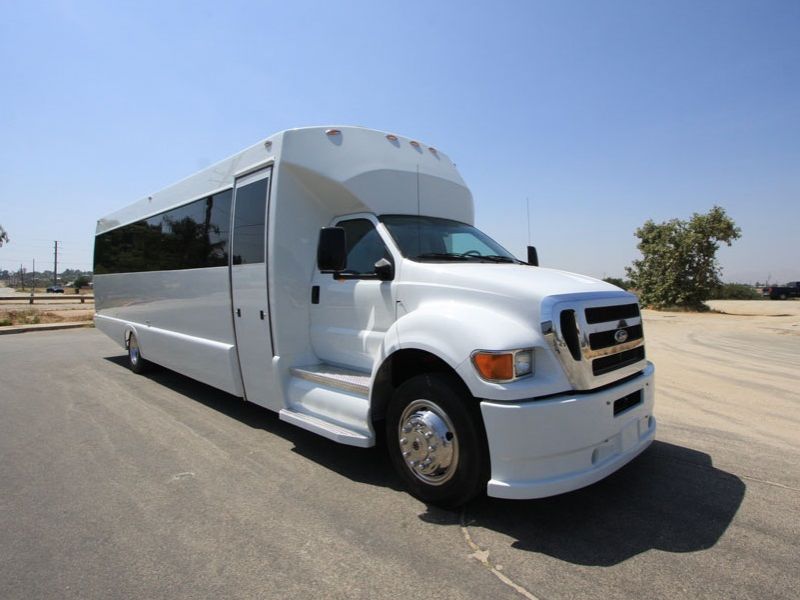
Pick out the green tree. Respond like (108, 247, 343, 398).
(0, 225, 8, 247)
(625, 206, 741, 309)
(602, 277, 630, 290)
(73, 275, 91, 290)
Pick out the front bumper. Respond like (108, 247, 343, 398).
(480, 362, 655, 500)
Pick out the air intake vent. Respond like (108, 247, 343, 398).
(559, 309, 582, 361)
(585, 303, 640, 324)
(592, 346, 646, 376)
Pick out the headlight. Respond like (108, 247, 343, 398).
(471, 349, 534, 383)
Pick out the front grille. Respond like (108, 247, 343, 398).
(545, 298, 648, 390)
(589, 324, 643, 350)
(593, 346, 646, 376)
(585, 303, 640, 324)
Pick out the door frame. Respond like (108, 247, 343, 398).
(229, 166, 274, 400)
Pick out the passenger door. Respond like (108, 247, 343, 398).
(310, 217, 396, 372)
(230, 167, 275, 407)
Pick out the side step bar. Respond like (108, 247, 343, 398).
(290, 364, 370, 397)
(279, 409, 372, 447)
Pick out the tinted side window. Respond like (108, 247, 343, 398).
(231, 178, 268, 265)
(207, 190, 232, 266)
(94, 188, 233, 274)
(339, 219, 390, 275)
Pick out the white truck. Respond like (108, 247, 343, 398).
(94, 126, 655, 507)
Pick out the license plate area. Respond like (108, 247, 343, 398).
(613, 389, 642, 416)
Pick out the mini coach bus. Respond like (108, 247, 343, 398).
(94, 126, 655, 506)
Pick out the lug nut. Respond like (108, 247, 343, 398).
(400, 437, 408, 445)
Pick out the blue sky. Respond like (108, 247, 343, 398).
(1, 1, 798, 283)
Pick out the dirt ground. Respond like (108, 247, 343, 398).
(643, 299, 799, 458)
(0, 301, 94, 325)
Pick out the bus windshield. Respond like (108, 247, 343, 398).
(380, 215, 521, 264)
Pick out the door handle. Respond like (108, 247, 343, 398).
(259, 310, 265, 320)
(236, 308, 241, 317)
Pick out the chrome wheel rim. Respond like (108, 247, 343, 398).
(398, 399, 459, 486)
(129, 336, 140, 366)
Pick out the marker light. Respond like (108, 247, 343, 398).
(326, 129, 341, 136)
(386, 134, 398, 141)
(472, 349, 534, 383)
(473, 353, 513, 381)
(409, 140, 421, 148)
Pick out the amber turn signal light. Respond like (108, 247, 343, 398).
(472, 352, 514, 382)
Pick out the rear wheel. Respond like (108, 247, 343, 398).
(127, 333, 150, 374)
(386, 373, 489, 508)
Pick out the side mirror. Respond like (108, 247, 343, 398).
(527, 245, 539, 267)
(318, 227, 347, 272)
(374, 258, 394, 281)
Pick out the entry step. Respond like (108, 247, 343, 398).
(290, 364, 370, 396)
(279, 409, 372, 447)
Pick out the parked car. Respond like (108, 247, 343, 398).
(761, 282, 800, 300)
(46, 285, 64, 293)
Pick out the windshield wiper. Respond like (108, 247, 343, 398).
(415, 252, 476, 261)
(477, 255, 521, 263)
(415, 252, 520, 263)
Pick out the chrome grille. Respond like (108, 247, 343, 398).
(543, 296, 647, 390)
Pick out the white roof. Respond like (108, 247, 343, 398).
(96, 126, 473, 234)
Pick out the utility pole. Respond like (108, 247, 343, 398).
(53, 240, 61, 285)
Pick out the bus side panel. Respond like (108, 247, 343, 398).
(94, 266, 243, 396)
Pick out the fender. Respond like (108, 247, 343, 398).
(376, 302, 571, 401)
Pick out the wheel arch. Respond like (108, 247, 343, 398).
(370, 348, 474, 426)
(123, 323, 140, 350)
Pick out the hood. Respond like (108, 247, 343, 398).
(400, 261, 630, 305)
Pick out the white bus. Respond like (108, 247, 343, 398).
(94, 126, 655, 507)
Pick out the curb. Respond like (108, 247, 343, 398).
(0, 322, 94, 335)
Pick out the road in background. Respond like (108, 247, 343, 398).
(1, 303, 798, 599)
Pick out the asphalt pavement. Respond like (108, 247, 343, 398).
(0, 325, 797, 599)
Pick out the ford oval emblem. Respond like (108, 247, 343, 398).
(614, 329, 629, 343)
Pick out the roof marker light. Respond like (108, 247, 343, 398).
(326, 129, 341, 136)
(386, 134, 398, 141)
(409, 140, 420, 147)
(428, 147, 438, 156)
(264, 140, 272, 149)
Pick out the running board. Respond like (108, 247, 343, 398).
(279, 409, 372, 447)
(290, 364, 370, 397)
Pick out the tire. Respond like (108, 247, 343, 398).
(127, 333, 150, 374)
(386, 373, 489, 508)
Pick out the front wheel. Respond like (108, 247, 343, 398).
(386, 374, 489, 508)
